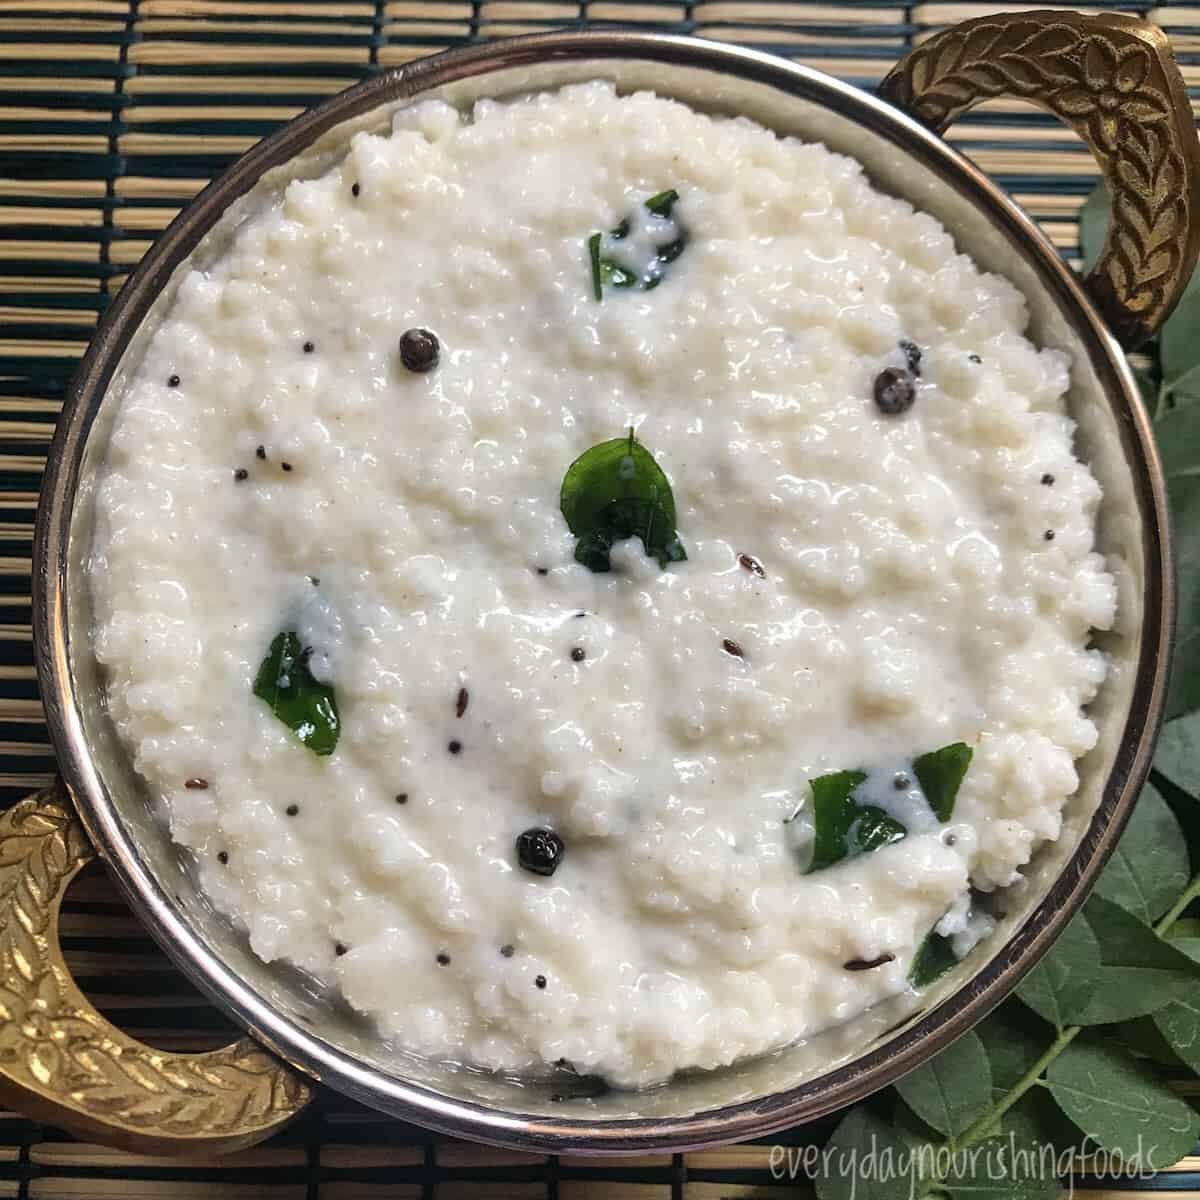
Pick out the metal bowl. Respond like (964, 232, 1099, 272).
(17, 12, 1199, 1156)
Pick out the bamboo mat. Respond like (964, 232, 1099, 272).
(2, 0, 1200, 1194)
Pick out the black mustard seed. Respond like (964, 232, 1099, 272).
(535, 974, 547, 990)
(234, 468, 248, 482)
(285, 804, 299, 817)
(256, 444, 267, 460)
(334, 942, 347, 957)
(351, 182, 360, 198)
(217, 851, 229, 865)
(303, 341, 315, 354)
(873, 367, 916, 416)
(281, 461, 293, 472)
(1041, 473, 1055, 486)
(500, 943, 515, 958)
(571, 647, 586, 662)
(167, 374, 181, 388)
(399, 327, 440, 373)
(436, 952, 451, 966)
(395, 792, 409, 804)
(448, 739, 462, 755)
(1044, 529, 1055, 541)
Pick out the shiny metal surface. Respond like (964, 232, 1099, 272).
(33, 29, 1174, 1153)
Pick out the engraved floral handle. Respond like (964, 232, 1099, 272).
(0, 785, 312, 1154)
(880, 10, 1200, 350)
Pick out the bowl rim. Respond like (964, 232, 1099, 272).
(32, 29, 1173, 1153)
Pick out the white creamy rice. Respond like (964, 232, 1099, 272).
(91, 82, 1116, 1088)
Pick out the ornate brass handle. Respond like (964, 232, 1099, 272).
(880, 10, 1200, 350)
(0, 785, 312, 1153)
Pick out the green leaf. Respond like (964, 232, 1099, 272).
(1153, 992, 1200, 1072)
(909, 926, 958, 989)
(976, 1007, 1047, 1100)
(586, 189, 686, 299)
(942, 1134, 1060, 1200)
(1078, 182, 1108, 271)
(560, 430, 687, 573)
(1068, 895, 1200, 1024)
(894, 1029, 991, 1137)
(1016, 912, 1101, 1027)
(1154, 404, 1200, 483)
(1167, 919, 1200, 964)
(252, 630, 340, 756)
(806, 769, 905, 873)
(1155, 711, 1200, 797)
(1093, 783, 1190, 923)
(1046, 1039, 1200, 1169)
(813, 1107, 922, 1200)
(912, 742, 972, 821)
(1163, 474, 1200, 722)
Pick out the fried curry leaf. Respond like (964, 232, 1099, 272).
(807, 769, 906, 873)
(560, 429, 687, 573)
(587, 188, 686, 300)
(253, 630, 340, 756)
(909, 927, 959, 989)
(913, 741, 973, 821)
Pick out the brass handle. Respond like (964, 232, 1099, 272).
(0, 785, 312, 1154)
(880, 10, 1200, 350)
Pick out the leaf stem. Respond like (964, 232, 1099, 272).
(1155, 872, 1200, 936)
(953, 1025, 1081, 1152)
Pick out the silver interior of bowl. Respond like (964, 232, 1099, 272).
(39, 34, 1170, 1151)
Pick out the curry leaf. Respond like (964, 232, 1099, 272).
(1046, 1039, 1200, 1170)
(253, 630, 340, 756)
(1093, 782, 1190, 924)
(1162, 473, 1200, 721)
(587, 189, 686, 299)
(1067, 896, 1200, 1025)
(909, 926, 958, 989)
(894, 1029, 991, 1137)
(1015, 911, 1101, 1028)
(806, 769, 905, 873)
(560, 430, 687, 573)
(1155, 711, 1200, 796)
(813, 1107, 920, 1200)
(912, 742, 972, 822)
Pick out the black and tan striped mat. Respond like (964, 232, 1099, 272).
(2, 1, 1198, 1194)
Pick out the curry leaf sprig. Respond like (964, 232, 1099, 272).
(587, 188, 686, 301)
(253, 630, 340, 756)
(560, 428, 687, 573)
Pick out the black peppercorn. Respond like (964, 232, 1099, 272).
(535, 974, 547, 989)
(873, 367, 916, 416)
(399, 327, 440, 373)
(570, 647, 586, 662)
(516, 827, 565, 877)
